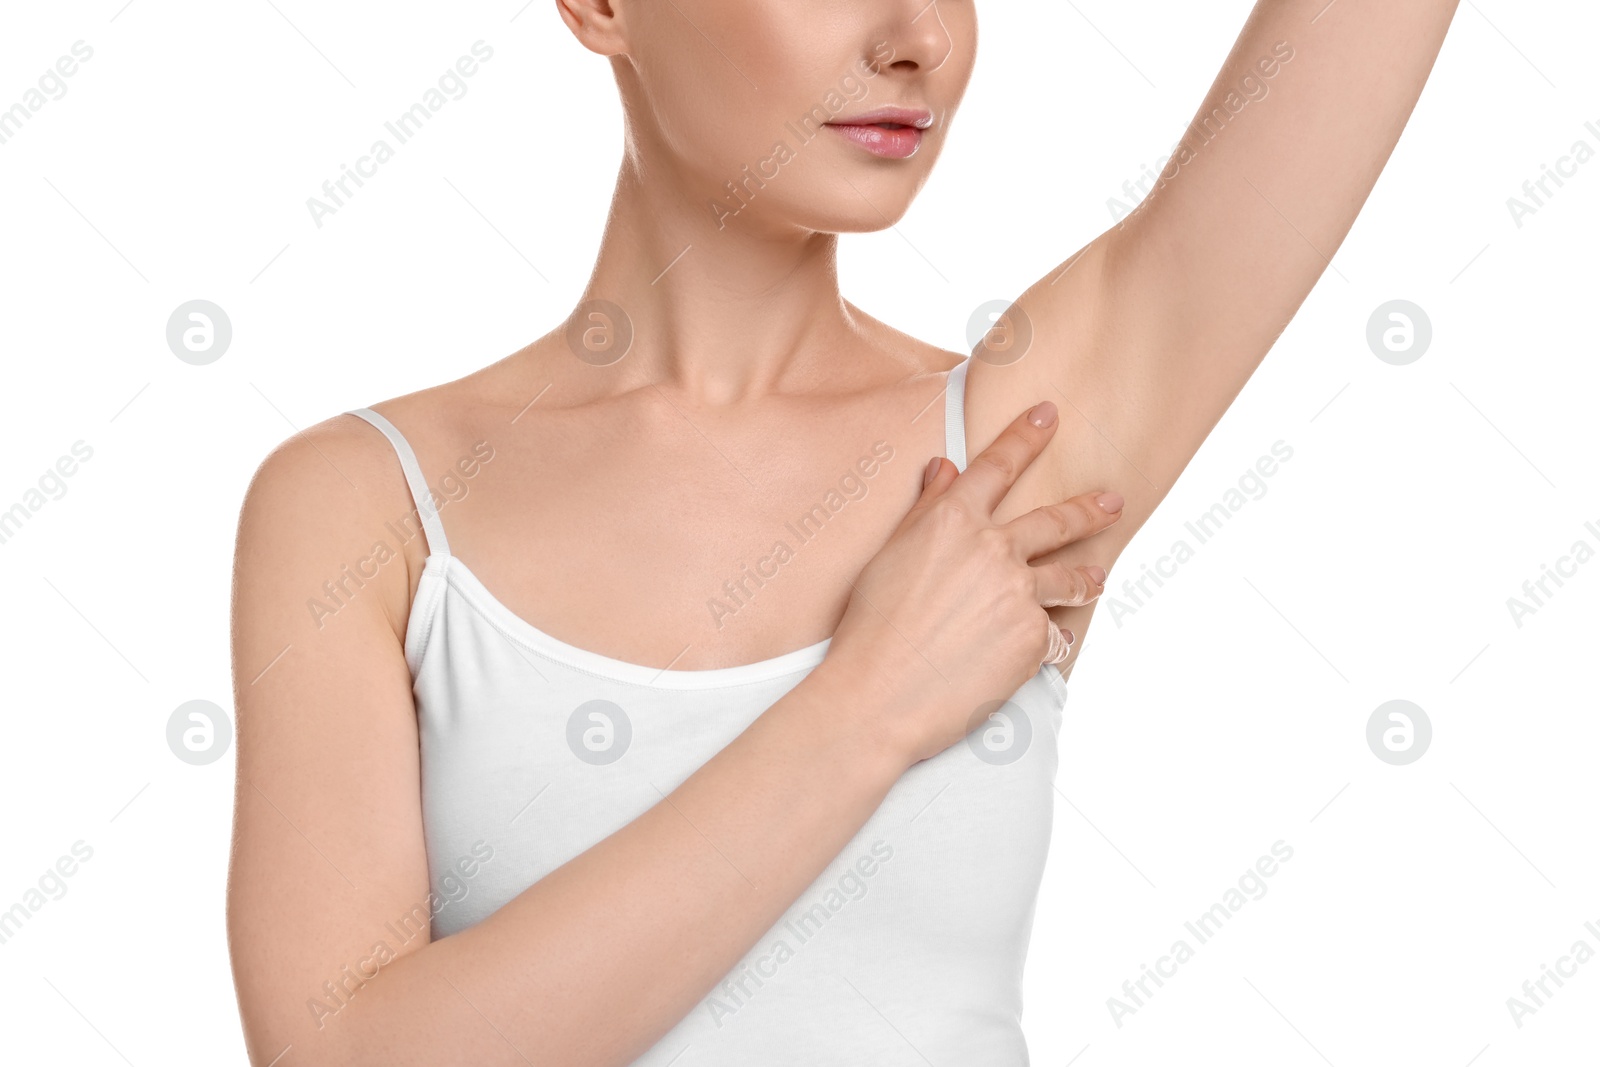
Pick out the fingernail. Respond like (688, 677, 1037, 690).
(1095, 491, 1124, 514)
(923, 456, 941, 488)
(1063, 628, 1075, 646)
(1086, 565, 1106, 584)
(1028, 401, 1057, 428)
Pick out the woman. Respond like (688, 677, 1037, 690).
(227, 1, 1459, 1062)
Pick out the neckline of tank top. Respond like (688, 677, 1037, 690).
(398, 354, 976, 690)
(423, 552, 833, 689)
(428, 551, 1068, 697)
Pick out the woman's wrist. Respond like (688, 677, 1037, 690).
(790, 647, 922, 781)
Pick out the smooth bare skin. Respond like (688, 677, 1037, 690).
(970, 0, 1462, 657)
(229, 0, 1461, 1062)
(231, 402, 1115, 1065)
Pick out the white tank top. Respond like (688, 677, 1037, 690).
(346, 355, 1068, 1063)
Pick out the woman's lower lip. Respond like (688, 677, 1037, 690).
(824, 123, 923, 159)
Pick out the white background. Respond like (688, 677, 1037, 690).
(1, 1, 1596, 1064)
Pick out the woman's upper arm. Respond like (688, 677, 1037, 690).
(226, 416, 431, 1063)
(965, 0, 1458, 546)
(1088, 0, 1456, 443)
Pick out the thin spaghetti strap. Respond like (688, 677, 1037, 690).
(944, 355, 972, 473)
(345, 407, 452, 558)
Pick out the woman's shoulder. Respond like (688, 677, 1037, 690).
(243, 378, 456, 526)
(234, 403, 429, 637)
(234, 353, 530, 634)
(255, 339, 538, 494)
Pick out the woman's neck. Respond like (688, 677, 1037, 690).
(571, 153, 862, 404)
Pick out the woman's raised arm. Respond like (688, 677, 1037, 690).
(967, 0, 1460, 548)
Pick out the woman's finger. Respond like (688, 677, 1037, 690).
(1032, 559, 1107, 608)
(1003, 491, 1124, 560)
(1040, 617, 1074, 665)
(946, 401, 1059, 515)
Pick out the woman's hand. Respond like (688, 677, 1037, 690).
(823, 399, 1123, 767)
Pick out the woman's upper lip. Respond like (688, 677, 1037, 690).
(825, 106, 934, 130)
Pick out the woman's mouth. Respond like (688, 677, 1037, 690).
(824, 107, 933, 160)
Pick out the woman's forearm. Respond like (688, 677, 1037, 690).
(299, 656, 907, 1066)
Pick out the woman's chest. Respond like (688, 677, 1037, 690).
(436, 400, 942, 670)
